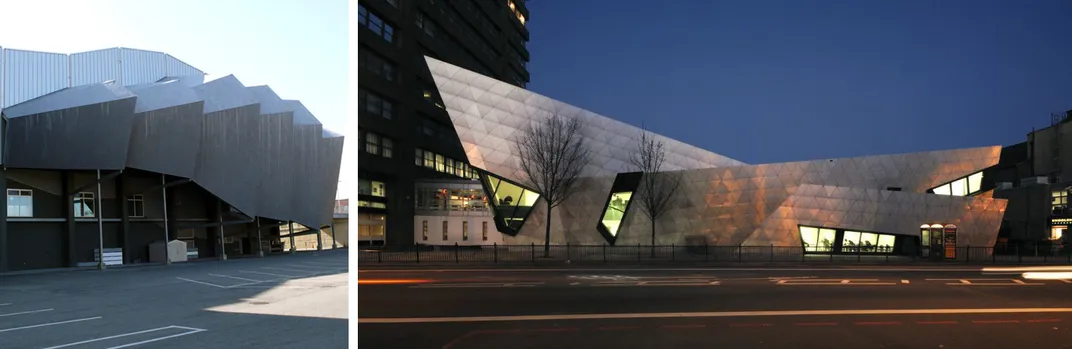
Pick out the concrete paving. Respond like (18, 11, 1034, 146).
(358, 267, 1072, 348)
(0, 250, 348, 349)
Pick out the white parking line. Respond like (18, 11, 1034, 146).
(209, 274, 264, 282)
(241, 270, 298, 278)
(40, 325, 207, 349)
(284, 264, 328, 270)
(0, 316, 102, 333)
(0, 308, 54, 317)
(263, 267, 317, 274)
(0, 303, 11, 307)
(176, 277, 229, 289)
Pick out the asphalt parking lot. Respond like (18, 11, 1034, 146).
(0, 250, 348, 349)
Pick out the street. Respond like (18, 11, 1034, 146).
(358, 266, 1072, 348)
(0, 250, 348, 349)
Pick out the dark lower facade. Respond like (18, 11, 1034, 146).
(0, 168, 294, 272)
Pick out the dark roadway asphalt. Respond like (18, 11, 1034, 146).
(358, 267, 1072, 349)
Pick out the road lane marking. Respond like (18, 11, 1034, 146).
(854, 321, 901, 326)
(284, 264, 328, 270)
(776, 279, 896, 286)
(729, 323, 773, 327)
(1027, 319, 1062, 323)
(926, 278, 1044, 286)
(209, 274, 264, 282)
(358, 308, 1072, 324)
(40, 325, 206, 349)
(176, 277, 228, 289)
(0, 317, 102, 333)
(263, 267, 316, 274)
(661, 324, 706, 329)
(0, 303, 10, 307)
(972, 320, 1020, 324)
(0, 309, 54, 317)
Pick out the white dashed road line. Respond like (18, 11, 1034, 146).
(0, 309, 54, 317)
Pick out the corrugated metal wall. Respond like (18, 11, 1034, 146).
(0, 47, 206, 109)
(70, 48, 121, 87)
(121, 48, 167, 86)
(1, 49, 69, 108)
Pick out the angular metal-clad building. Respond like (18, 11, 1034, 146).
(0, 47, 343, 272)
(420, 56, 1013, 257)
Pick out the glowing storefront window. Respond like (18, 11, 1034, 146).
(600, 192, 632, 236)
(967, 172, 983, 194)
(817, 228, 836, 252)
(933, 184, 951, 196)
(931, 171, 985, 196)
(799, 226, 819, 252)
(950, 178, 968, 196)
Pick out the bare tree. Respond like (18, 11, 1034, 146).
(629, 130, 683, 257)
(516, 114, 591, 257)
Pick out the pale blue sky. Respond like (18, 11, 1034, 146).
(0, 0, 352, 198)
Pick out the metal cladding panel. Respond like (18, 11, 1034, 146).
(157, 75, 205, 88)
(3, 83, 135, 118)
(6, 98, 136, 170)
(69, 48, 120, 87)
(127, 80, 202, 113)
(194, 75, 259, 114)
(316, 134, 345, 224)
(290, 123, 324, 228)
(194, 104, 263, 218)
(2, 49, 69, 108)
(425, 56, 746, 184)
(256, 112, 296, 221)
(126, 102, 205, 178)
(283, 100, 321, 125)
(121, 48, 168, 86)
(164, 54, 205, 78)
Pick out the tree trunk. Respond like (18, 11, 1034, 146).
(650, 217, 656, 258)
(543, 203, 552, 258)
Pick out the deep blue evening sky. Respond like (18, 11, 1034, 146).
(524, 0, 1072, 164)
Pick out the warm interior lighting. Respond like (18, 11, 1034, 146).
(1022, 272, 1072, 280)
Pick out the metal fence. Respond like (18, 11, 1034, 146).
(357, 243, 1072, 265)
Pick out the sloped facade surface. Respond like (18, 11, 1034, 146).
(0, 47, 343, 229)
(427, 56, 1008, 247)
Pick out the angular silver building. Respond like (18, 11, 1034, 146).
(421, 56, 1010, 257)
(0, 47, 343, 271)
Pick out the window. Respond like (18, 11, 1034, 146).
(382, 138, 393, 159)
(799, 226, 836, 252)
(358, 48, 396, 82)
(462, 221, 469, 240)
(600, 192, 632, 237)
(435, 154, 446, 172)
(74, 192, 95, 218)
(365, 132, 380, 154)
(507, 0, 526, 25)
(931, 171, 985, 197)
(442, 221, 448, 240)
(423, 150, 434, 168)
(370, 181, 386, 197)
(422, 221, 428, 241)
(358, 4, 394, 42)
(1054, 190, 1068, 212)
(385, 0, 398, 7)
(7, 189, 33, 217)
(422, 88, 444, 109)
(415, 12, 437, 37)
(357, 200, 386, 209)
(482, 222, 488, 241)
(484, 173, 540, 231)
(128, 194, 145, 218)
(415, 149, 424, 166)
(360, 90, 394, 119)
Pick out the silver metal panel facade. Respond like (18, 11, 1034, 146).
(1, 46, 342, 230)
(69, 48, 121, 87)
(121, 48, 168, 86)
(1, 49, 69, 108)
(428, 57, 1009, 247)
(164, 54, 204, 78)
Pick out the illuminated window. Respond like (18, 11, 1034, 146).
(462, 221, 469, 240)
(600, 192, 632, 237)
(365, 132, 380, 154)
(483, 172, 540, 233)
(435, 154, 446, 172)
(423, 150, 434, 168)
(74, 192, 95, 218)
(7, 189, 33, 217)
(442, 221, 448, 240)
(1053, 190, 1068, 211)
(931, 171, 985, 196)
(370, 181, 386, 197)
(422, 221, 428, 241)
(482, 222, 488, 241)
(800, 226, 819, 252)
(358, 200, 386, 209)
